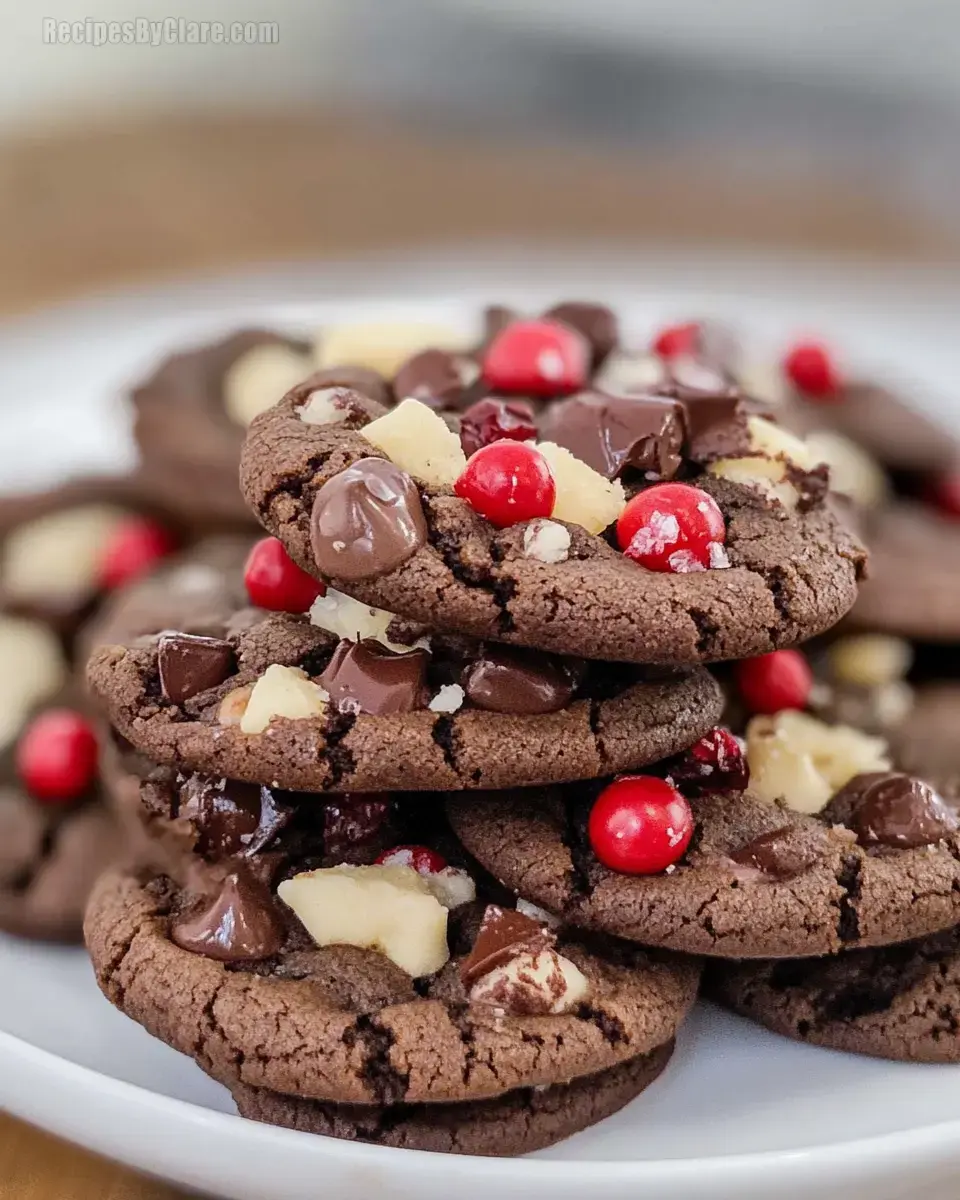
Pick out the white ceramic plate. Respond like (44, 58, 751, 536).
(3, 253, 960, 1200)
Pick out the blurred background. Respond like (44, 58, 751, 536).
(3, 0, 960, 315)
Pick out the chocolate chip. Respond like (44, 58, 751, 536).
(319, 639, 428, 715)
(544, 301, 619, 364)
(310, 458, 428, 582)
(545, 391, 684, 480)
(461, 646, 576, 715)
(657, 378, 749, 464)
(177, 774, 291, 858)
(460, 904, 555, 989)
(729, 826, 819, 880)
(479, 305, 520, 352)
(393, 349, 481, 410)
(157, 633, 234, 704)
(823, 772, 959, 850)
(170, 871, 285, 962)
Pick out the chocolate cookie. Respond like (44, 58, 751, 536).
(447, 778, 960, 958)
(849, 503, 960, 641)
(229, 1044, 673, 1156)
(239, 355, 865, 666)
(131, 330, 315, 531)
(85, 867, 699, 1105)
(86, 607, 724, 792)
(708, 927, 960, 1063)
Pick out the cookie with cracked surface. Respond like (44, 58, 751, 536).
(239, 364, 865, 666)
(84, 866, 699, 1105)
(229, 1043, 673, 1156)
(85, 606, 724, 792)
(446, 777, 960, 959)
(708, 927, 960, 1062)
(131, 329, 316, 530)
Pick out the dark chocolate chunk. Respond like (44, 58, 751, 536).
(177, 774, 291, 858)
(545, 391, 684, 480)
(310, 458, 427, 582)
(158, 633, 234, 704)
(824, 772, 958, 850)
(393, 349, 480, 410)
(729, 826, 820, 880)
(461, 646, 576, 715)
(544, 301, 619, 364)
(170, 871, 284, 962)
(460, 904, 555, 989)
(318, 639, 428, 715)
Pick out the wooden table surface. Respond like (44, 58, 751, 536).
(0, 109, 953, 1198)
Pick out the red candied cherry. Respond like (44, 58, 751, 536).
(459, 397, 537, 458)
(617, 482, 727, 573)
(736, 650, 812, 715)
(244, 537, 326, 612)
(482, 318, 589, 396)
(98, 517, 175, 589)
(588, 776, 693, 875)
(376, 845, 448, 875)
(782, 340, 841, 400)
(454, 440, 556, 528)
(652, 321, 700, 360)
(17, 709, 99, 804)
(927, 472, 960, 519)
(667, 727, 749, 794)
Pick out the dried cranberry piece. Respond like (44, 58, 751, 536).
(665, 727, 749, 794)
(322, 794, 392, 858)
(459, 397, 537, 458)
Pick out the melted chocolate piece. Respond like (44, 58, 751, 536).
(158, 633, 234, 704)
(729, 826, 819, 880)
(393, 349, 480, 410)
(177, 774, 291, 858)
(544, 301, 619, 364)
(170, 872, 284, 962)
(311, 458, 428, 582)
(823, 772, 959, 850)
(545, 392, 684, 481)
(461, 647, 576, 715)
(319, 639, 428, 715)
(460, 904, 555, 989)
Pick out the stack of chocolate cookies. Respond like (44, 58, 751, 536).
(78, 303, 960, 1154)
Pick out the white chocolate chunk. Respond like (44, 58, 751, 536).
(747, 710, 891, 814)
(223, 343, 312, 427)
(309, 588, 428, 653)
(469, 948, 590, 1015)
(298, 387, 353, 426)
(2, 504, 127, 600)
(218, 683, 254, 727)
(362, 398, 466, 487)
(314, 321, 466, 377)
(0, 617, 67, 748)
(828, 634, 913, 689)
(428, 683, 465, 713)
(239, 664, 327, 734)
(707, 416, 816, 511)
(537, 442, 626, 534)
(424, 866, 476, 910)
(277, 864, 449, 978)
(805, 430, 889, 509)
(737, 359, 790, 407)
(593, 351, 665, 394)
(516, 898, 561, 929)
(523, 519, 571, 564)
